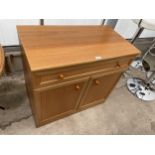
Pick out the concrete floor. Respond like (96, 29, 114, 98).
(0, 76, 155, 135)
(1, 38, 155, 134)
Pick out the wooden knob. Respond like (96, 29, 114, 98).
(75, 85, 81, 91)
(59, 74, 64, 80)
(116, 62, 121, 68)
(94, 79, 100, 85)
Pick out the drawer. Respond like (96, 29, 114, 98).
(32, 57, 132, 88)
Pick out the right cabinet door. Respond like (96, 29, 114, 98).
(79, 71, 122, 110)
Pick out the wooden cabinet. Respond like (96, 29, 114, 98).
(17, 26, 140, 127)
(78, 71, 122, 110)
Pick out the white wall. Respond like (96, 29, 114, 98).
(115, 19, 155, 39)
(0, 19, 103, 46)
(0, 19, 39, 46)
(44, 19, 102, 25)
(0, 19, 155, 46)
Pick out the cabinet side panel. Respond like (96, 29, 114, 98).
(20, 46, 40, 125)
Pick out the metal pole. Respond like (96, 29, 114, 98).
(40, 19, 44, 25)
(101, 19, 106, 25)
(105, 19, 118, 29)
(131, 27, 144, 44)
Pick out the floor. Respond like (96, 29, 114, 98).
(0, 40, 155, 135)
(0, 71, 155, 135)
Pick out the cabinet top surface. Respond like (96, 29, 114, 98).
(0, 45, 4, 75)
(17, 26, 140, 72)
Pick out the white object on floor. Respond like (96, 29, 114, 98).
(136, 87, 155, 101)
(127, 77, 155, 101)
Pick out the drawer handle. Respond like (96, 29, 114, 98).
(116, 62, 121, 68)
(59, 74, 65, 80)
(75, 85, 81, 91)
(94, 79, 100, 85)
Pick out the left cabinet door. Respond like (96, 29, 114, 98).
(34, 77, 88, 125)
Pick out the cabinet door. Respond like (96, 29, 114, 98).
(35, 77, 88, 124)
(79, 71, 122, 110)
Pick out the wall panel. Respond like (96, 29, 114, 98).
(0, 19, 39, 46)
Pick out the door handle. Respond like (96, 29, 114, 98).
(116, 62, 121, 68)
(75, 85, 81, 91)
(58, 74, 65, 80)
(94, 79, 100, 85)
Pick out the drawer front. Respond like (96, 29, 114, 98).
(33, 57, 132, 88)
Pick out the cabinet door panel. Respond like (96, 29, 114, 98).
(79, 72, 122, 109)
(35, 78, 88, 123)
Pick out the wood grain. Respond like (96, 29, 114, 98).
(33, 56, 131, 89)
(18, 26, 140, 127)
(0, 45, 5, 76)
(17, 26, 140, 72)
(35, 77, 89, 124)
(78, 71, 122, 110)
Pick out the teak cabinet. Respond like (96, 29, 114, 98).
(17, 26, 140, 127)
